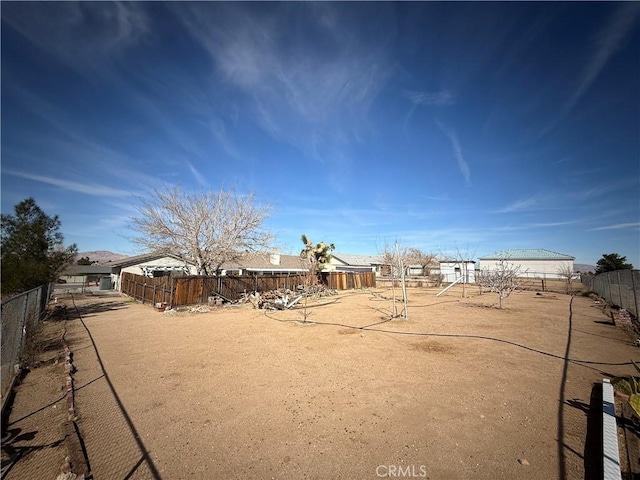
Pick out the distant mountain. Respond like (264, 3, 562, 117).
(574, 263, 596, 273)
(76, 250, 128, 265)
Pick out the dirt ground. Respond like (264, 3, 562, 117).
(4, 284, 640, 480)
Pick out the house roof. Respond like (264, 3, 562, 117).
(331, 253, 384, 266)
(479, 249, 575, 261)
(62, 265, 114, 275)
(222, 253, 307, 271)
(106, 252, 188, 268)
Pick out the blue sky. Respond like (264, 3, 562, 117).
(2, 2, 639, 266)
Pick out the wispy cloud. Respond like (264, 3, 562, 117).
(209, 117, 241, 160)
(404, 91, 455, 135)
(435, 121, 471, 186)
(495, 220, 578, 231)
(1, 2, 148, 74)
(171, 3, 392, 164)
(568, 167, 602, 177)
(5, 80, 208, 193)
(4, 170, 133, 198)
(541, 2, 640, 136)
(419, 195, 450, 202)
(495, 197, 538, 213)
(567, 178, 639, 201)
(590, 222, 640, 231)
(186, 161, 208, 188)
(406, 90, 455, 106)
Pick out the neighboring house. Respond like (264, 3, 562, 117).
(439, 260, 477, 284)
(326, 253, 385, 275)
(478, 249, 575, 279)
(108, 253, 198, 290)
(406, 260, 440, 277)
(59, 265, 115, 288)
(406, 264, 425, 276)
(222, 253, 308, 275)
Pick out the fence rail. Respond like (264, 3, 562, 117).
(1, 284, 52, 401)
(583, 269, 640, 318)
(121, 271, 376, 307)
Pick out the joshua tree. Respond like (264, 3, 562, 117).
(299, 234, 335, 321)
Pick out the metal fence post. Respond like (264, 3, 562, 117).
(616, 271, 622, 308)
(20, 293, 29, 353)
(632, 271, 639, 319)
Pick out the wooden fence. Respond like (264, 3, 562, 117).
(121, 271, 376, 307)
(121, 273, 174, 306)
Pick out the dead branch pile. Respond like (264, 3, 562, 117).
(241, 285, 338, 310)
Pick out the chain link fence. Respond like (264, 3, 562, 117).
(583, 270, 640, 318)
(1, 284, 52, 400)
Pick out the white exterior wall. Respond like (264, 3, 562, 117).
(479, 259, 573, 279)
(439, 261, 476, 283)
(325, 257, 380, 275)
(114, 257, 198, 290)
(324, 257, 345, 272)
(121, 257, 197, 276)
(406, 265, 424, 276)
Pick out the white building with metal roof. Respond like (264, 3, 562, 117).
(478, 249, 575, 279)
(326, 253, 385, 275)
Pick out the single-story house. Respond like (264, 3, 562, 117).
(326, 253, 385, 276)
(107, 253, 198, 290)
(405, 259, 440, 277)
(59, 265, 116, 288)
(108, 250, 384, 291)
(406, 264, 425, 276)
(222, 253, 308, 276)
(478, 249, 575, 279)
(438, 260, 477, 284)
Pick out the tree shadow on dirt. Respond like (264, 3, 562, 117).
(557, 297, 574, 480)
(3, 391, 66, 429)
(1, 428, 63, 479)
(76, 314, 163, 480)
(594, 319, 616, 326)
(573, 327, 625, 341)
(71, 301, 131, 319)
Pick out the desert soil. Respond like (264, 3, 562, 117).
(4, 284, 639, 480)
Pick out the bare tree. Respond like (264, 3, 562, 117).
(439, 244, 476, 298)
(557, 264, 576, 294)
(479, 258, 525, 309)
(379, 240, 408, 319)
(405, 248, 438, 276)
(131, 186, 272, 275)
(380, 242, 408, 278)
